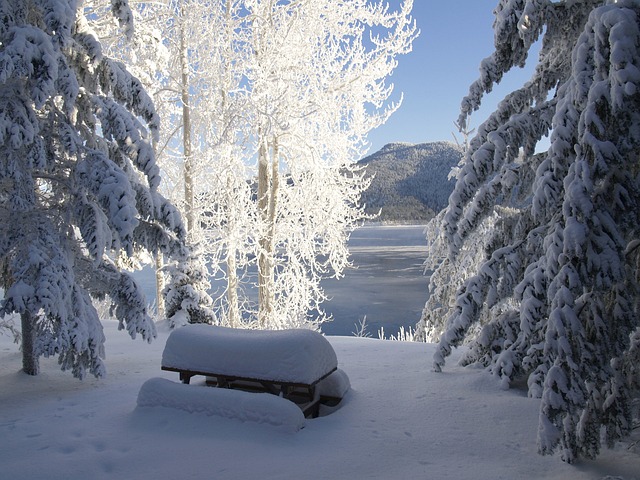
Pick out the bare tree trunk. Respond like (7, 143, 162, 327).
(226, 244, 239, 327)
(150, 124, 166, 320)
(257, 136, 271, 328)
(267, 137, 279, 269)
(257, 136, 279, 328)
(180, 5, 194, 235)
(226, 168, 240, 327)
(219, 0, 241, 328)
(21, 310, 39, 376)
(155, 252, 165, 319)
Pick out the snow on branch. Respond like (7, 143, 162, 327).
(0, 0, 199, 379)
(428, 0, 640, 462)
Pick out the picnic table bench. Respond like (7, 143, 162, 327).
(161, 324, 343, 418)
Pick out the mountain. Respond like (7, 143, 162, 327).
(358, 141, 462, 223)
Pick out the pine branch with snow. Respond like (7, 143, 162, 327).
(0, 0, 204, 379)
(425, 0, 640, 462)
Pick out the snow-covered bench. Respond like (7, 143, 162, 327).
(160, 324, 344, 418)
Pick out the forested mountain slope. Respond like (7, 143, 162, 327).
(358, 142, 462, 222)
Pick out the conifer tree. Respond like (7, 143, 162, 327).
(423, 0, 640, 461)
(0, 0, 202, 378)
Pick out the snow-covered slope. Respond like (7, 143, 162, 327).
(359, 141, 462, 222)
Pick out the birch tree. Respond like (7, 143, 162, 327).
(424, 0, 640, 462)
(189, 0, 256, 328)
(87, 0, 217, 326)
(89, 0, 417, 330)
(0, 0, 203, 378)
(244, 0, 418, 329)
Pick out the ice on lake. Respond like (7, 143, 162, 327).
(320, 225, 428, 337)
(132, 225, 428, 338)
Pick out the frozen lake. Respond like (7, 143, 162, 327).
(134, 225, 429, 338)
(320, 224, 428, 337)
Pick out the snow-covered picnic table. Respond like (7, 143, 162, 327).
(160, 324, 343, 418)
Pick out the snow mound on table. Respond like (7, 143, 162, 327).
(317, 368, 350, 399)
(137, 377, 305, 432)
(162, 324, 338, 384)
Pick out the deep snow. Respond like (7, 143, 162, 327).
(161, 324, 337, 384)
(1, 225, 639, 479)
(137, 377, 308, 432)
(0, 320, 638, 480)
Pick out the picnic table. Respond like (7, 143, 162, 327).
(161, 324, 343, 418)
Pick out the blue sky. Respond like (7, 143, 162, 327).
(366, 0, 537, 154)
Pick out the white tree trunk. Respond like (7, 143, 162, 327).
(257, 137, 271, 328)
(224, 167, 241, 327)
(257, 136, 280, 328)
(180, 5, 195, 235)
(226, 244, 239, 327)
(155, 252, 165, 319)
(220, 5, 240, 327)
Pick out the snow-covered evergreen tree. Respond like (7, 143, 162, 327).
(85, 0, 216, 324)
(162, 243, 215, 327)
(0, 0, 200, 378)
(422, 0, 640, 462)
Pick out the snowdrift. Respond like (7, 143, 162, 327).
(137, 377, 306, 432)
(143, 324, 350, 426)
(161, 324, 338, 384)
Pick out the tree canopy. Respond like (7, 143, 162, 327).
(102, 0, 418, 330)
(0, 0, 204, 378)
(419, 0, 640, 462)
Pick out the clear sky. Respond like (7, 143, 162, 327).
(366, 0, 537, 155)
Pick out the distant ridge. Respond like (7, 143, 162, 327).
(358, 141, 462, 223)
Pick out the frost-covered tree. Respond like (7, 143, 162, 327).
(422, 0, 640, 462)
(200, 151, 257, 328)
(244, 0, 418, 329)
(87, 0, 416, 330)
(0, 0, 201, 378)
(86, 0, 216, 326)
(180, 0, 255, 328)
(87, 0, 258, 327)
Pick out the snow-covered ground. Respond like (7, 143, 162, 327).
(1, 225, 639, 479)
(0, 320, 638, 480)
